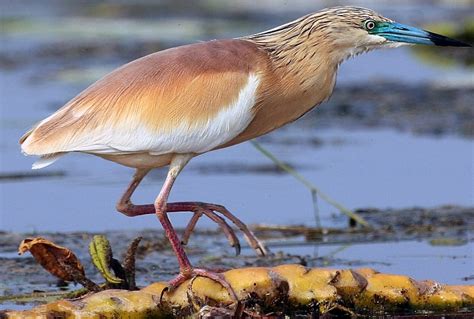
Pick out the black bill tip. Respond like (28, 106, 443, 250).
(428, 31, 472, 47)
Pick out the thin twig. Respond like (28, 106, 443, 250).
(251, 140, 371, 228)
(311, 190, 321, 228)
(327, 244, 352, 259)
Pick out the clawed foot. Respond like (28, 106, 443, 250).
(167, 202, 267, 256)
(163, 268, 238, 302)
(117, 200, 267, 257)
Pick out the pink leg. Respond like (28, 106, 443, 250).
(116, 168, 151, 215)
(117, 170, 238, 247)
(116, 170, 266, 256)
(152, 155, 237, 299)
(181, 208, 241, 255)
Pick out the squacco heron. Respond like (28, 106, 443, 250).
(20, 6, 470, 295)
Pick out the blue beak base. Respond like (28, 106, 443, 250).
(374, 22, 471, 47)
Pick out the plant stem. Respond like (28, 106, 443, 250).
(251, 140, 371, 228)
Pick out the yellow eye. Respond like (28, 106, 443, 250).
(364, 20, 376, 31)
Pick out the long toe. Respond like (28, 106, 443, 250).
(166, 201, 267, 256)
(192, 268, 238, 301)
(243, 232, 267, 256)
(199, 209, 241, 255)
(206, 204, 268, 256)
(180, 209, 242, 255)
(165, 268, 238, 302)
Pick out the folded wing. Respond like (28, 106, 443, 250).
(20, 40, 265, 166)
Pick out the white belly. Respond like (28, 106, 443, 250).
(98, 152, 174, 169)
(90, 73, 260, 156)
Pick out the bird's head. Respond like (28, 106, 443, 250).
(322, 6, 471, 61)
(249, 6, 471, 77)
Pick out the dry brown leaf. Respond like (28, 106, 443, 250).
(18, 237, 85, 282)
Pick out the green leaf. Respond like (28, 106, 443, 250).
(89, 235, 123, 284)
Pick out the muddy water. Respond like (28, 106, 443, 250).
(0, 0, 473, 309)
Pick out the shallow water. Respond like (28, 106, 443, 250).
(1, 125, 473, 232)
(276, 239, 473, 284)
(0, 1, 473, 306)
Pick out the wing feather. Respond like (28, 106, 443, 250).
(20, 40, 267, 160)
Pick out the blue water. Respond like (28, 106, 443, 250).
(283, 239, 473, 284)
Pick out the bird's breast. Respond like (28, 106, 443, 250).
(223, 64, 337, 147)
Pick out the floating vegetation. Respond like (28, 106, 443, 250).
(2, 265, 473, 318)
(2, 204, 473, 317)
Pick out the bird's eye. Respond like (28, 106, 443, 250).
(364, 20, 376, 31)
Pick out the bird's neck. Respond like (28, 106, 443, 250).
(243, 40, 338, 114)
(245, 23, 344, 94)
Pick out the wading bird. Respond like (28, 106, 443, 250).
(20, 7, 469, 296)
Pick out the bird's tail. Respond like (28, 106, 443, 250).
(20, 128, 65, 169)
(30, 153, 65, 169)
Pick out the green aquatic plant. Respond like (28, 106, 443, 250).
(251, 141, 372, 228)
(89, 235, 143, 289)
(89, 235, 124, 285)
